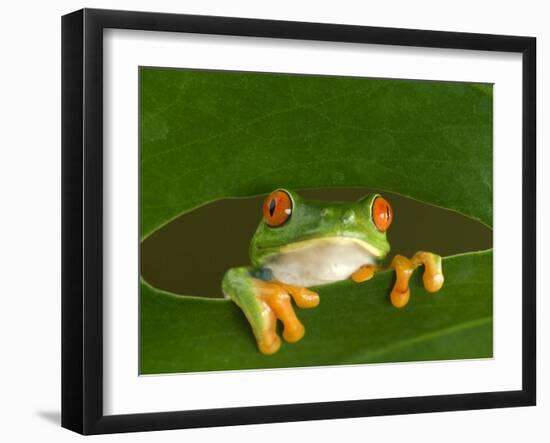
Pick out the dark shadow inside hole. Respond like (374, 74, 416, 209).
(140, 188, 492, 298)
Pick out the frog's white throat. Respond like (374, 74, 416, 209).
(263, 236, 380, 288)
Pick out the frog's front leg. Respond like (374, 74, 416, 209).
(352, 251, 444, 308)
(222, 267, 319, 355)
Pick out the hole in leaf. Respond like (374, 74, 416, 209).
(141, 188, 492, 298)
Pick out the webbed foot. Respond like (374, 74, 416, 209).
(389, 251, 444, 307)
(352, 251, 444, 308)
(223, 268, 319, 354)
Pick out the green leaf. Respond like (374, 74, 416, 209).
(140, 250, 492, 374)
(139, 68, 493, 373)
(140, 69, 492, 240)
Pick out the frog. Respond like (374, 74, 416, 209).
(222, 189, 444, 355)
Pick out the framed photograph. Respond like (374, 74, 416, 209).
(61, 8, 536, 434)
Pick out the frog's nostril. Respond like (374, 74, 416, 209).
(342, 210, 356, 225)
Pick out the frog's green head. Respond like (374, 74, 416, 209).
(250, 189, 393, 268)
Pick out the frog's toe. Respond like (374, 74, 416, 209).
(413, 251, 445, 293)
(390, 287, 411, 308)
(424, 272, 444, 292)
(281, 316, 305, 343)
(389, 255, 414, 308)
(279, 283, 320, 309)
(258, 331, 281, 355)
(351, 264, 378, 283)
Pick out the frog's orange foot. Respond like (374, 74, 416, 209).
(390, 251, 444, 308)
(254, 280, 319, 354)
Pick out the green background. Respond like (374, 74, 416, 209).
(139, 67, 493, 374)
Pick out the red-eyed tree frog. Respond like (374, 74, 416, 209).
(222, 189, 444, 355)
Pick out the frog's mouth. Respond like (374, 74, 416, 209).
(277, 236, 384, 257)
(259, 236, 385, 288)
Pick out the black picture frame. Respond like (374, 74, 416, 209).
(61, 8, 536, 435)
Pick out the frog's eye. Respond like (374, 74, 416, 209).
(372, 196, 393, 232)
(263, 190, 293, 227)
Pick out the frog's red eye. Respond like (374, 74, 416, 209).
(372, 196, 393, 232)
(263, 190, 292, 227)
